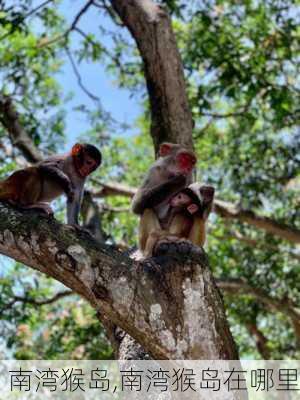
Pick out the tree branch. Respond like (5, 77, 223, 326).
(222, 230, 300, 261)
(65, 46, 102, 106)
(0, 95, 43, 163)
(0, 290, 73, 315)
(217, 278, 300, 340)
(37, 0, 94, 48)
(214, 199, 300, 245)
(0, 203, 238, 359)
(245, 322, 271, 360)
(92, 181, 136, 197)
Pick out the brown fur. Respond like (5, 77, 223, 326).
(132, 143, 198, 257)
(0, 143, 101, 225)
(141, 185, 214, 258)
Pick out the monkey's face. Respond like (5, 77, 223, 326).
(77, 154, 99, 177)
(170, 192, 193, 207)
(72, 143, 102, 178)
(175, 151, 197, 174)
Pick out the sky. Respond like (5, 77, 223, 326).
(55, 0, 142, 148)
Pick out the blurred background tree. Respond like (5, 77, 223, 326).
(0, 0, 299, 360)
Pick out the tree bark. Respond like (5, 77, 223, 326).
(0, 95, 43, 163)
(0, 203, 238, 359)
(110, 0, 194, 154)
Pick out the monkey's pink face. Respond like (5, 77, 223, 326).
(176, 152, 197, 174)
(78, 155, 98, 177)
(170, 192, 193, 207)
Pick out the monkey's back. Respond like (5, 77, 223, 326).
(0, 168, 41, 204)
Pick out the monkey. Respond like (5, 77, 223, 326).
(131, 142, 197, 255)
(142, 183, 215, 257)
(0, 143, 102, 226)
(132, 142, 197, 216)
(167, 183, 215, 247)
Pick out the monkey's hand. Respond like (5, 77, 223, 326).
(187, 203, 199, 215)
(66, 224, 93, 237)
(132, 174, 187, 214)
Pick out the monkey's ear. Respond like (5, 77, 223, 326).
(199, 185, 215, 202)
(71, 143, 83, 156)
(159, 143, 173, 157)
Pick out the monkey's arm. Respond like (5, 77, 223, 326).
(66, 184, 84, 225)
(132, 174, 186, 215)
(188, 216, 206, 247)
(139, 208, 161, 254)
(38, 164, 73, 197)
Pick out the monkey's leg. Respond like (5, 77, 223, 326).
(14, 171, 54, 215)
(21, 202, 54, 215)
(139, 208, 161, 253)
(154, 214, 204, 257)
(168, 213, 191, 237)
(143, 229, 169, 258)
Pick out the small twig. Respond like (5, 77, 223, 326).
(65, 47, 102, 106)
(0, 290, 73, 315)
(37, 0, 94, 48)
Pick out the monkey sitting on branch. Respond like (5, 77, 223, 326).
(131, 142, 201, 258)
(142, 183, 215, 258)
(0, 143, 102, 226)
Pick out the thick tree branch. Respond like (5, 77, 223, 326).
(217, 278, 300, 340)
(0, 95, 43, 163)
(246, 322, 271, 360)
(92, 181, 136, 197)
(0, 203, 238, 359)
(214, 199, 300, 245)
(110, 0, 194, 153)
(222, 230, 300, 261)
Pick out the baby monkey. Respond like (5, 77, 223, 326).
(169, 189, 201, 217)
(143, 183, 215, 258)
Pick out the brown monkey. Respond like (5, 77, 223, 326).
(131, 142, 197, 254)
(143, 183, 215, 257)
(0, 143, 102, 225)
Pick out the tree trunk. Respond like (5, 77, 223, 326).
(111, 0, 194, 154)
